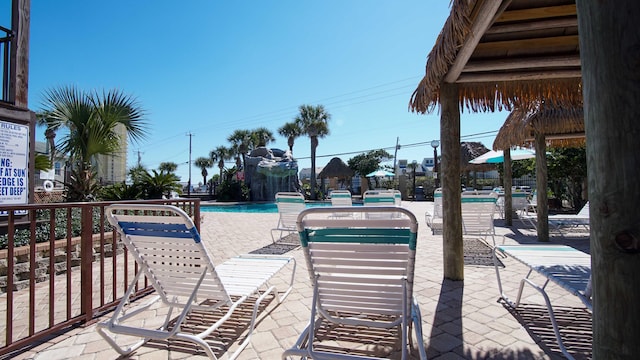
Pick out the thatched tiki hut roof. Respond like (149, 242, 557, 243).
(409, 0, 583, 114)
(494, 103, 585, 150)
(460, 141, 494, 173)
(318, 157, 354, 179)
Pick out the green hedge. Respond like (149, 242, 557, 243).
(0, 208, 112, 250)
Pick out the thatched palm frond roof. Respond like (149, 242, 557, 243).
(493, 103, 585, 150)
(460, 141, 495, 172)
(409, 0, 583, 114)
(318, 157, 354, 179)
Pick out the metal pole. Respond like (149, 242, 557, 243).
(434, 147, 439, 189)
(412, 161, 417, 201)
(187, 132, 193, 196)
(431, 140, 440, 189)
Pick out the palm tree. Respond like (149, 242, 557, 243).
(39, 85, 148, 201)
(140, 169, 181, 199)
(194, 157, 213, 189)
(295, 104, 330, 200)
(210, 146, 231, 181)
(278, 121, 302, 153)
(128, 164, 148, 184)
(249, 127, 275, 150)
(158, 162, 178, 174)
(227, 130, 251, 170)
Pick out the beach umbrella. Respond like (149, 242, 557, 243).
(469, 149, 535, 164)
(366, 170, 396, 178)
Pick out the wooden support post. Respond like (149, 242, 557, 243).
(81, 205, 93, 322)
(577, 1, 640, 357)
(504, 148, 513, 226)
(13, 0, 30, 107)
(440, 83, 463, 280)
(534, 132, 549, 242)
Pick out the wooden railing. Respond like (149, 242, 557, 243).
(0, 199, 200, 357)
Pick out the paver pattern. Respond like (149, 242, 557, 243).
(9, 201, 591, 360)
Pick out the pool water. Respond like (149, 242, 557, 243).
(201, 202, 348, 213)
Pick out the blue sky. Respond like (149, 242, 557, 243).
(26, 1, 508, 184)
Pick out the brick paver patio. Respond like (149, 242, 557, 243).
(8, 201, 591, 360)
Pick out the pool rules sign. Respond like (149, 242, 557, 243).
(0, 120, 29, 205)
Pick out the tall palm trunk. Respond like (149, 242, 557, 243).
(310, 136, 318, 200)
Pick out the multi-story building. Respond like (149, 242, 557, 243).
(94, 124, 128, 184)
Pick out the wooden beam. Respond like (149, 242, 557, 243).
(443, 0, 505, 83)
(525, 132, 585, 142)
(487, 17, 577, 34)
(463, 55, 581, 72)
(456, 70, 581, 83)
(495, 4, 577, 23)
(474, 35, 580, 55)
(440, 83, 463, 280)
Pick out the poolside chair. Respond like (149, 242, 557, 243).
(330, 189, 352, 207)
(271, 192, 306, 242)
(493, 244, 591, 360)
(520, 201, 590, 235)
(363, 189, 398, 219)
(283, 206, 427, 360)
(98, 204, 296, 359)
(329, 189, 353, 218)
(425, 188, 442, 234)
(461, 192, 498, 246)
(496, 191, 529, 219)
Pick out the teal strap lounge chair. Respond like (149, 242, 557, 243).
(98, 204, 296, 359)
(494, 244, 591, 360)
(363, 190, 398, 219)
(461, 192, 498, 246)
(425, 188, 442, 234)
(283, 206, 427, 360)
(271, 192, 306, 242)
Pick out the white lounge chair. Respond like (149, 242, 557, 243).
(98, 204, 296, 359)
(329, 189, 353, 218)
(494, 244, 591, 360)
(521, 201, 590, 235)
(425, 188, 442, 234)
(330, 189, 352, 206)
(363, 189, 398, 219)
(271, 192, 306, 242)
(461, 192, 498, 246)
(283, 206, 426, 359)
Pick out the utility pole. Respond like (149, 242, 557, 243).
(187, 132, 193, 196)
(393, 137, 400, 174)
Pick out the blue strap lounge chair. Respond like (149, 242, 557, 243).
(98, 204, 296, 359)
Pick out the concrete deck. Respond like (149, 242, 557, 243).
(11, 201, 591, 359)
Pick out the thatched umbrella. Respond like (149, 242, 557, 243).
(460, 142, 494, 172)
(460, 142, 495, 189)
(318, 157, 354, 179)
(318, 157, 354, 192)
(494, 103, 585, 150)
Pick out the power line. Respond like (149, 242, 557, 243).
(293, 129, 500, 161)
(136, 76, 422, 152)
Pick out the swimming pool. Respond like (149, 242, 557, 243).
(201, 202, 361, 213)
